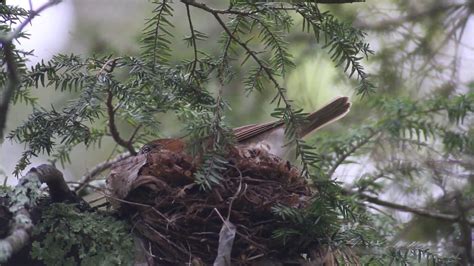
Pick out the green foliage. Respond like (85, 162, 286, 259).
(31, 203, 134, 266)
(0, 5, 36, 106)
(271, 199, 340, 246)
(362, 245, 460, 265)
(310, 93, 473, 263)
(141, 0, 174, 66)
(313, 93, 474, 178)
(297, 3, 374, 96)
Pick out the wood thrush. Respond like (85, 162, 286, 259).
(140, 96, 351, 157)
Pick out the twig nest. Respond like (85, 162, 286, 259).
(106, 139, 313, 264)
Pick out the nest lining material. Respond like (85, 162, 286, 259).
(106, 140, 314, 264)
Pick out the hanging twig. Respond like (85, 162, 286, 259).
(0, 0, 62, 139)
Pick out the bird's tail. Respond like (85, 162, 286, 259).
(299, 96, 351, 138)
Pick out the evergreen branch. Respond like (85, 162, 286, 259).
(193, 85, 233, 189)
(249, 14, 294, 76)
(0, 0, 61, 139)
(216, 21, 310, 178)
(184, 3, 199, 82)
(180, 0, 361, 16)
(0, 5, 30, 25)
(375, 245, 460, 264)
(128, 124, 142, 144)
(141, 0, 174, 67)
(221, 17, 242, 61)
(181, 0, 260, 16)
(98, 58, 139, 155)
(212, 13, 291, 107)
(297, 4, 374, 96)
(106, 89, 137, 156)
(217, 14, 250, 78)
(327, 129, 380, 178)
(9, 93, 99, 176)
(211, 13, 298, 138)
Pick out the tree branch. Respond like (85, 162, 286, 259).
(180, 0, 259, 16)
(0, 164, 72, 263)
(184, 3, 199, 82)
(106, 89, 137, 156)
(212, 13, 291, 108)
(350, 190, 474, 225)
(0, 0, 62, 43)
(180, 0, 363, 17)
(74, 152, 131, 193)
(34, 164, 74, 202)
(327, 129, 380, 178)
(184, 0, 293, 111)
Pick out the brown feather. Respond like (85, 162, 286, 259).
(233, 96, 351, 142)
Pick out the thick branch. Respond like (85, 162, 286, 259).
(34, 164, 74, 202)
(0, 164, 70, 263)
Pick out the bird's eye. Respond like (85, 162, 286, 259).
(139, 145, 152, 154)
(139, 143, 161, 154)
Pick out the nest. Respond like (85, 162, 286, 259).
(107, 140, 315, 265)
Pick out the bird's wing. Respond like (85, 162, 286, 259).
(300, 96, 351, 137)
(233, 120, 283, 143)
(233, 96, 351, 142)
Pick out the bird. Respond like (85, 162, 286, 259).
(140, 96, 351, 157)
